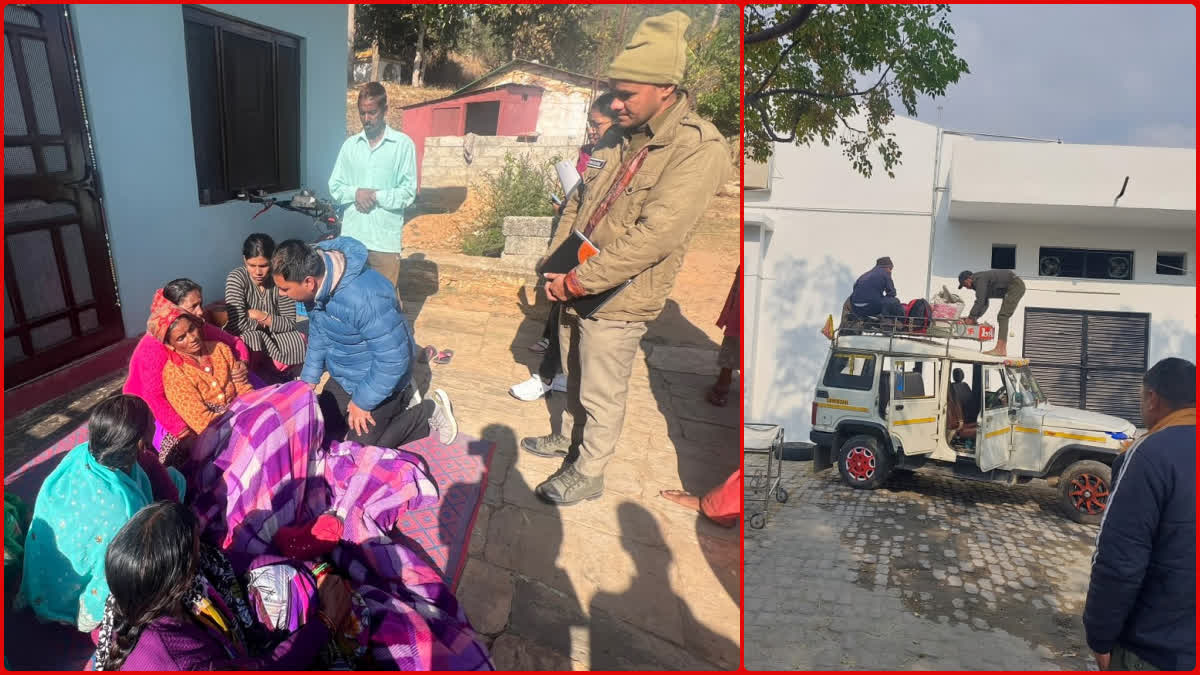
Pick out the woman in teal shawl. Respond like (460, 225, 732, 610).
(16, 394, 186, 632)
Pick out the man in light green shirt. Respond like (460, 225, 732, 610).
(329, 82, 417, 291)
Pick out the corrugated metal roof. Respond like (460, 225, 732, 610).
(453, 59, 599, 96)
(399, 82, 544, 110)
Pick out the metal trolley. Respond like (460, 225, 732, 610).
(743, 422, 787, 529)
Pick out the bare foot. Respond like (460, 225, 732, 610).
(659, 489, 701, 513)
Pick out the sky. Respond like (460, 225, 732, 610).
(903, 4, 1196, 148)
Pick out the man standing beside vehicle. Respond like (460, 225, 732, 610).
(1083, 357, 1195, 671)
(329, 82, 417, 297)
(527, 11, 732, 505)
(959, 269, 1026, 356)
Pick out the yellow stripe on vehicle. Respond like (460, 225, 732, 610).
(1015, 427, 1040, 434)
(893, 417, 936, 426)
(817, 403, 870, 413)
(986, 427, 1013, 438)
(1044, 430, 1106, 443)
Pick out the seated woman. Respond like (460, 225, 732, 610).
(16, 395, 186, 632)
(224, 233, 307, 382)
(93, 501, 354, 670)
(150, 288, 253, 436)
(125, 278, 252, 460)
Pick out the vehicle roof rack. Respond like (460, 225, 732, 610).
(831, 316, 995, 359)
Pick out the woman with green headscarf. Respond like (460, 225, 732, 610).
(16, 394, 186, 632)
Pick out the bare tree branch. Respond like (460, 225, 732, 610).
(744, 4, 817, 45)
(756, 102, 795, 144)
(747, 63, 894, 107)
(837, 114, 867, 135)
(752, 34, 803, 97)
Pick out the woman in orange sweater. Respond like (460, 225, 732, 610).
(148, 289, 253, 435)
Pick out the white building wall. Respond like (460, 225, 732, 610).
(536, 90, 591, 138)
(747, 116, 1197, 442)
(744, 117, 939, 439)
(931, 219, 1196, 365)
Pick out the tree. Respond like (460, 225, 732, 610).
(346, 4, 356, 85)
(355, 5, 469, 86)
(744, 4, 969, 177)
(473, 5, 599, 73)
(461, 4, 739, 136)
(684, 6, 740, 138)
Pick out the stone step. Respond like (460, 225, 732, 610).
(397, 249, 543, 302)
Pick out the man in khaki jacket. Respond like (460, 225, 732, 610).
(526, 11, 732, 505)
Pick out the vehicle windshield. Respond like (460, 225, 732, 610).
(1006, 365, 1046, 406)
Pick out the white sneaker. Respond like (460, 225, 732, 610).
(429, 389, 458, 445)
(510, 375, 551, 401)
(550, 373, 568, 393)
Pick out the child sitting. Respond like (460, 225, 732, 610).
(148, 289, 253, 435)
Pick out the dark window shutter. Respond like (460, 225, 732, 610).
(220, 30, 276, 191)
(276, 42, 300, 191)
(182, 7, 301, 202)
(184, 20, 225, 204)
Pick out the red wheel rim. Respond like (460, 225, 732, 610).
(1069, 473, 1109, 514)
(846, 447, 876, 481)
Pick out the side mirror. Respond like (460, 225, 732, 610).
(1013, 392, 1025, 406)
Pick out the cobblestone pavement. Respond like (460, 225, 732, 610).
(744, 456, 1101, 671)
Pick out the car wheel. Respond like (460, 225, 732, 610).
(836, 434, 893, 490)
(1059, 460, 1112, 525)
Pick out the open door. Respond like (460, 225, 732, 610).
(5, 5, 124, 386)
(886, 357, 941, 456)
(978, 365, 1015, 471)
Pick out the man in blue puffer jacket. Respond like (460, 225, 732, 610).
(272, 237, 457, 447)
(1084, 357, 1195, 671)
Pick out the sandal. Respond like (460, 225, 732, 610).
(433, 349, 454, 365)
(529, 337, 551, 353)
(706, 385, 730, 407)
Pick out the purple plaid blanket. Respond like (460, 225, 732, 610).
(182, 381, 492, 670)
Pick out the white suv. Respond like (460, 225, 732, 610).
(810, 334, 1137, 524)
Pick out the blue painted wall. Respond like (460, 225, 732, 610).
(70, 4, 347, 336)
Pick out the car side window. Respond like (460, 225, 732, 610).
(984, 367, 1009, 411)
(884, 357, 937, 400)
(823, 352, 876, 391)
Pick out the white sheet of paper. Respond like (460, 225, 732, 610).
(556, 160, 581, 199)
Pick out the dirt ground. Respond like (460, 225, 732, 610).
(398, 188, 740, 343)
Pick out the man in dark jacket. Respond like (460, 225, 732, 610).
(849, 257, 903, 319)
(1083, 357, 1195, 671)
(272, 237, 457, 447)
(959, 269, 1025, 356)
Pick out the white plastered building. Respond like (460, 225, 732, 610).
(744, 116, 1196, 441)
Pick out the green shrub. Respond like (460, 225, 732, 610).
(462, 152, 559, 257)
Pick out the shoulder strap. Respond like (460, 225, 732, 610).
(581, 145, 651, 239)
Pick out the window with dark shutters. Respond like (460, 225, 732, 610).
(182, 7, 301, 205)
(991, 245, 1016, 270)
(1156, 252, 1187, 276)
(1037, 247, 1134, 281)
